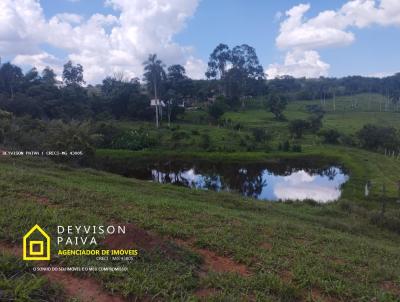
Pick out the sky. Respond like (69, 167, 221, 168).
(1, 0, 400, 84)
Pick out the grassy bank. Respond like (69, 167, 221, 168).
(1, 155, 400, 301)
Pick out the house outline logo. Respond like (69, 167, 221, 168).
(23, 224, 51, 261)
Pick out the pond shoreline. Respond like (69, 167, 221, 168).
(92, 149, 349, 203)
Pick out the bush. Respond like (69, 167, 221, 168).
(292, 144, 302, 152)
(319, 129, 341, 144)
(233, 123, 242, 131)
(340, 134, 357, 146)
(357, 124, 399, 152)
(200, 133, 211, 149)
(370, 212, 400, 234)
(171, 131, 189, 141)
(208, 98, 228, 121)
(289, 119, 309, 138)
(113, 129, 156, 151)
(278, 140, 291, 152)
(94, 122, 124, 148)
(251, 128, 270, 142)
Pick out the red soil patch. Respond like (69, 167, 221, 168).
(0, 242, 125, 302)
(102, 223, 178, 259)
(196, 248, 251, 276)
(327, 256, 346, 265)
(102, 223, 160, 250)
(42, 271, 124, 302)
(279, 270, 293, 283)
(381, 281, 400, 296)
(175, 239, 251, 277)
(260, 242, 272, 250)
(21, 193, 55, 207)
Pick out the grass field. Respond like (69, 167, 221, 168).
(112, 93, 400, 153)
(1, 144, 400, 301)
(1, 93, 400, 301)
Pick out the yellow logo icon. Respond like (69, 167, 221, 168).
(23, 224, 51, 261)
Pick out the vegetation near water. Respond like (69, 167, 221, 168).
(1, 47, 400, 301)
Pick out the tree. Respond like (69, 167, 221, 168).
(62, 61, 85, 86)
(208, 99, 227, 122)
(265, 93, 287, 121)
(0, 62, 23, 98)
(357, 124, 399, 152)
(231, 44, 264, 80)
(308, 114, 324, 133)
(206, 43, 265, 104)
(143, 54, 166, 128)
(41, 67, 57, 86)
(167, 64, 186, 81)
(101, 76, 150, 120)
(289, 119, 309, 139)
(230, 44, 265, 104)
(206, 43, 231, 79)
(319, 129, 341, 144)
(24, 68, 40, 84)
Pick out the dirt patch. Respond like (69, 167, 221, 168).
(381, 281, 400, 296)
(260, 242, 272, 250)
(197, 248, 250, 276)
(0, 241, 126, 302)
(175, 239, 251, 277)
(327, 256, 346, 265)
(279, 270, 293, 283)
(102, 223, 179, 260)
(21, 193, 55, 207)
(42, 271, 124, 302)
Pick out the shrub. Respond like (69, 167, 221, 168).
(289, 119, 309, 138)
(208, 98, 228, 121)
(171, 131, 188, 141)
(113, 129, 156, 151)
(278, 140, 291, 152)
(357, 124, 399, 152)
(319, 129, 341, 144)
(233, 123, 242, 131)
(251, 128, 270, 142)
(200, 133, 211, 149)
(292, 144, 302, 152)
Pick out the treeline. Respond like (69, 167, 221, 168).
(0, 59, 198, 121)
(1, 43, 400, 123)
(268, 74, 400, 102)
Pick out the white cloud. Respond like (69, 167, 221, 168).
(0, 0, 47, 56)
(283, 170, 315, 184)
(268, 0, 400, 79)
(1, 0, 206, 83)
(368, 71, 396, 78)
(53, 13, 83, 25)
(266, 50, 330, 79)
(272, 170, 345, 203)
(274, 182, 341, 203)
(184, 56, 208, 79)
(13, 52, 62, 74)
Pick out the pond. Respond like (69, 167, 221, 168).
(95, 157, 349, 203)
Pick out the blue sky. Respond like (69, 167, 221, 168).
(2, 0, 400, 82)
(173, 0, 400, 77)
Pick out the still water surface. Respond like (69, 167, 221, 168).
(97, 158, 349, 203)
